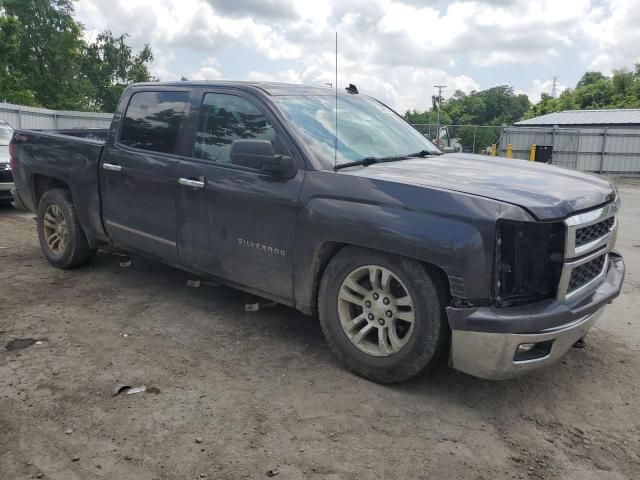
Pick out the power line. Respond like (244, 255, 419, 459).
(550, 76, 559, 98)
(433, 85, 446, 147)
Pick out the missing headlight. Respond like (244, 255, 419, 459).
(495, 220, 565, 307)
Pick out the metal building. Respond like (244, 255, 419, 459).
(500, 109, 640, 173)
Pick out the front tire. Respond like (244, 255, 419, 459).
(318, 247, 449, 383)
(37, 189, 96, 269)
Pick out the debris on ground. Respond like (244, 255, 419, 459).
(5, 338, 41, 352)
(187, 280, 201, 288)
(120, 260, 132, 267)
(266, 467, 280, 477)
(245, 302, 278, 312)
(65, 429, 73, 435)
(126, 386, 146, 395)
(195, 437, 203, 444)
(245, 303, 260, 312)
(112, 384, 147, 396)
(71, 456, 80, 462)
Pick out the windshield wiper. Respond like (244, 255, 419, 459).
(334, 157, 382, 171)
(408, 149, 442, 157)
(334, 150, 442, 171)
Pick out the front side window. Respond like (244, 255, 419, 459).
(194, 93, 277, 164)
(273, 94, 441, 169)
(119, 91, 189, 154)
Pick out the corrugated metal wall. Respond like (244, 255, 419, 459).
(0, 102, 113, 130)
(500, 126, 640, 173)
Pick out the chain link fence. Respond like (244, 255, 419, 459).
(411, 123, 503, 154)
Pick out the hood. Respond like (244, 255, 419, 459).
(342, 153, 616, 220)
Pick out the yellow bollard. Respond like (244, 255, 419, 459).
(506, 143, 513, 158)
(529, 144, 536, 162)
(490, 144, 496, 156)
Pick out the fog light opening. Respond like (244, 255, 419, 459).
(514, 340, 554, 362)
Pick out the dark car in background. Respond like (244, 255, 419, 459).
(0, 120, 14, 204)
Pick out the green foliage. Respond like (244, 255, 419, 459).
(82, 31, 154, 112)
(527, 65, 640, 118)
(0, 0, 154, 111)
(405, 85, 530, 152)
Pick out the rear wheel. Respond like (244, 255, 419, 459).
(318, 247, 449, 383)
(37, 189, 96, 268)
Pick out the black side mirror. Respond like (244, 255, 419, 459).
(230, 139, 296, 178)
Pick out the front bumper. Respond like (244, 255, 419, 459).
(447, 253, 624, 380)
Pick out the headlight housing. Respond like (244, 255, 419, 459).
(495, 220, 565, 307)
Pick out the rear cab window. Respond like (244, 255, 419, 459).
(119, 91, 189, 155)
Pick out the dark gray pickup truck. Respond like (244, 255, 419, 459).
(9, 81, 624, 382)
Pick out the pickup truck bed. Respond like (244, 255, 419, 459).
(12, 129, 109, 245)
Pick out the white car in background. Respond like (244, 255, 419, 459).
(0, 120, 14, 205)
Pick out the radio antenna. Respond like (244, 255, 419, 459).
(334, 31, 338, 169)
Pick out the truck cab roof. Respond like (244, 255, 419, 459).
(129, 81, 339, 97)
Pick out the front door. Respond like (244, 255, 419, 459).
(100, 90, 190, 261)
(175, 90, 305, 302)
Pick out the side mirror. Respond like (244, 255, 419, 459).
(230, 139, 296, 178)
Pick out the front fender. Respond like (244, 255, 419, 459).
(293, 171, 532, 313)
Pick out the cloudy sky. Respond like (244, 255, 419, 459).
(75, 0, 640, 112)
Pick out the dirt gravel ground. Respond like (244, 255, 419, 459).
(1, 178, 640, 480)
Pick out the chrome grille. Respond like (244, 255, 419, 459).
(558, 200, 618, 301)
(567, 254, 606, 293)
(575, 217, 615, 248)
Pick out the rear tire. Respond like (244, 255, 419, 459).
(318, 247, 449, 384)
(37, 189, 96, 269)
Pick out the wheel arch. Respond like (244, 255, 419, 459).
(308, 241, 452, 317)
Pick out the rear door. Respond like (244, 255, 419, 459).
(175, 89, 305, 302)
(100, 89, 190, 261)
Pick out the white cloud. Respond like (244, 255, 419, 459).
(74, 0, 640, 109)
(526, 78, 569, 103)
(581, 0, 640, 74)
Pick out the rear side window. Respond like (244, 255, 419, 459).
(194, 93, 278, 164)
(119, 91, 189, 154)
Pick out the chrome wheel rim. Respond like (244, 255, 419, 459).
(43, 204, 68, 255)
(337, 265, 416, 357)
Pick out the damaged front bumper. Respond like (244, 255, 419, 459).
(446, 252, 624, 380)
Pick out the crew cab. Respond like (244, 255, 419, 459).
(9, 81, 624, 382)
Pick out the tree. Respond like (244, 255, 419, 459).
(3, 0, 89, 110)
(576, 71, 607, 89)
(0, 0, 154, 111)
(0, 12, 36, 104)
(82, 31, 154, 112)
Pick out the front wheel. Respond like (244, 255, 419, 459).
(37, 189, 96, 269)
(318, 247, 449, 383)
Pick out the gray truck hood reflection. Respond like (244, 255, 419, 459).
(343, 153, 615, 220)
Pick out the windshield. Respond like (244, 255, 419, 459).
(273, 94, 440, 169)
(0, 125, 13, 146)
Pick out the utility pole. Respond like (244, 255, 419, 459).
(433, 85, 447, 147)
(550, 76, 559, 98)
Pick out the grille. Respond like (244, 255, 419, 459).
(575, 217, 614, 247)
(568, 254, 606, 293)
(0, 168, 12, 183)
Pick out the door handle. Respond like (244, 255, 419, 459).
(178, 177, 205, 189)
(103, 163, 122, 172)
